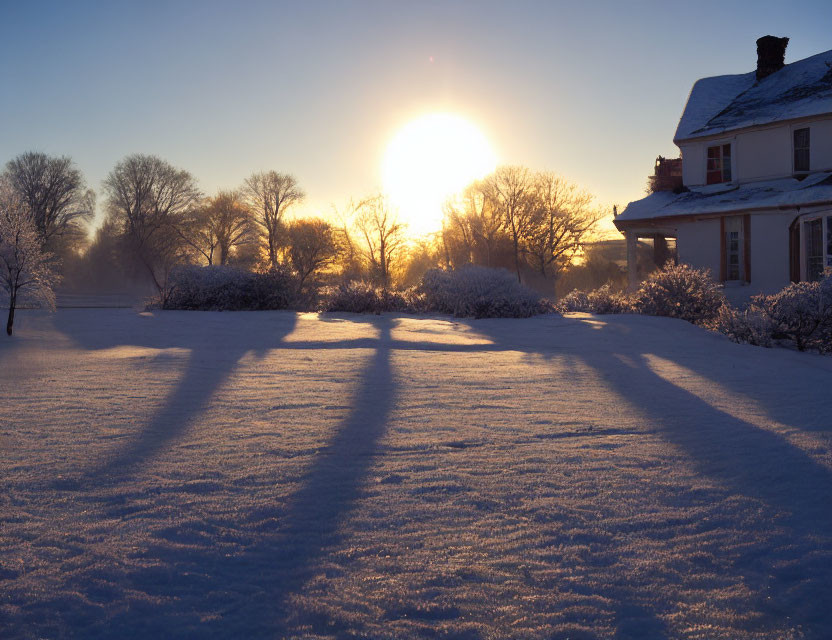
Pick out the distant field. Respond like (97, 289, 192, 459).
(1, 309, 831, 639)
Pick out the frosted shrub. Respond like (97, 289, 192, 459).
(751, 276, 832, 352)
(322, 281, 418, 314)
(557, 289, 589, 313)
(711, 304, 774, 347)
(557, 284, 633, 314)
(634, 263, 726, 325)
(162, 265, 297, 310)
(418, 266, 551, 318)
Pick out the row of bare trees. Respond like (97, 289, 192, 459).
(99, 154, 420, 301)
(98, 155, 337, 301)
(1, 151, 604, 328)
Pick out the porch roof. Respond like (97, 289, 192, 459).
(616, 172, 832, 225)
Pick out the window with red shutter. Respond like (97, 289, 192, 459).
(706, 144, 732, 184)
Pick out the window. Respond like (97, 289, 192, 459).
(707, 144, 732, 184)
(798, 215, 832, 281)
(724, 216, 743, 280)
(794, 127, 810, 173)
(805, 218, 823, 281)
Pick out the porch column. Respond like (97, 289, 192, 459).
(653, 234, 669, 267)
(626, 231, 638, 291)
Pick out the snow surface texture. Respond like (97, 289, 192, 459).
(617, 172, 832, 222)
(2, 309, 832, 639)
(675, 48, 832, 142)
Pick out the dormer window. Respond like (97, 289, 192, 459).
(794, 127, 810, 173)
(706, 144, 732, 184)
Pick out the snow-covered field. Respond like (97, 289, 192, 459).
(2, 308, 831, 639)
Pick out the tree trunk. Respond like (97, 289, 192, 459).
(513, 239, 522, 283)
(268, 236, 277, 268)
(6, 293, 15, 336)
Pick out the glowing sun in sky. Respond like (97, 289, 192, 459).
(382, 113, 498, 236)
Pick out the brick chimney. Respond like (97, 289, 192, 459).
(756, 35, 789, 81)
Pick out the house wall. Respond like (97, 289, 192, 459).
(811, 119, 832, 169)
(737, 127, 791, 181)
(676, 218, 721, 275)
(673, 212, 793, 297)
(749, 212, 792, 294)
(680, 143, 705, 186)
(680, 116, 832, 187)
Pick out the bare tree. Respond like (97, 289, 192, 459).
(442, 180, 506, 268)
(4, 152, 95, 250)
(103, 154, 201, 301)
(331, 199, 365, 282)
(0, 179, 58, 335)
(354, 195, 406, 289)
(243, 171, 304, 268)
(440, 198, 474, 268)
(465, 181, 505, 267)
(286, 217, 338, 288)
(484, 166, 534, 282)
(177, 191, 251, 266)
(523, 172, 601, 281)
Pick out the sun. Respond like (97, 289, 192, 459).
(382, 113, 497, 236)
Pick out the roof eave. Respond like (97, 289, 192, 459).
(674, 110, 832, 146)
(615, 198, 832, 230)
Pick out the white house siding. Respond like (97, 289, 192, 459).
(810, 119, 832, 170)
(673, 212, 790, 299)
(676, 218, 721, 275)
(749, 212, 792, 294)
(680, 143, 704, 186)
(680, 117, 832, 188)
(737, 127, 791, 181)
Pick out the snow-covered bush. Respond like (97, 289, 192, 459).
(321, 281, 419, 314)
(161, 264, 297, 310)
(418, 266, 551, 318)
(557, 284, 633, 314)
(749, 276, 832, 352)
(634, 263, 726, 325)
(711, 304, 774, 347)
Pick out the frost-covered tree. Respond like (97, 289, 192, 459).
(243, 171, 304, 268)
(0, 179, 58, 335)
(103, 155, 201, 302)
(4, 152, 94, 251)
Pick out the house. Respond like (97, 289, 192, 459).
(614, 36, 832, 299)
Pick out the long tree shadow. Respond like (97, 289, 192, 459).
(471, 313, 832, 635)
(91, 314, 397, 637)
(30, 310, 832, 636)
(269, 315, 396, 631)
(51, 310, 299, 488)
(648, 328, 832, 435)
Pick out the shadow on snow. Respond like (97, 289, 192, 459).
(19, 310, 832, 637)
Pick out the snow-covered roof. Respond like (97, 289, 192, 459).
(675, 49, 832, 142)
(616, 172, 832, 224)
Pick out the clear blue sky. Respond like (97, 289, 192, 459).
(2, 0, 831, 234)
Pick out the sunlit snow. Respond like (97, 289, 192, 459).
(2, 309, 831, 638)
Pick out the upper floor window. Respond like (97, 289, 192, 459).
(706, 144, 732, 184)
(794, 127, 810, 173)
